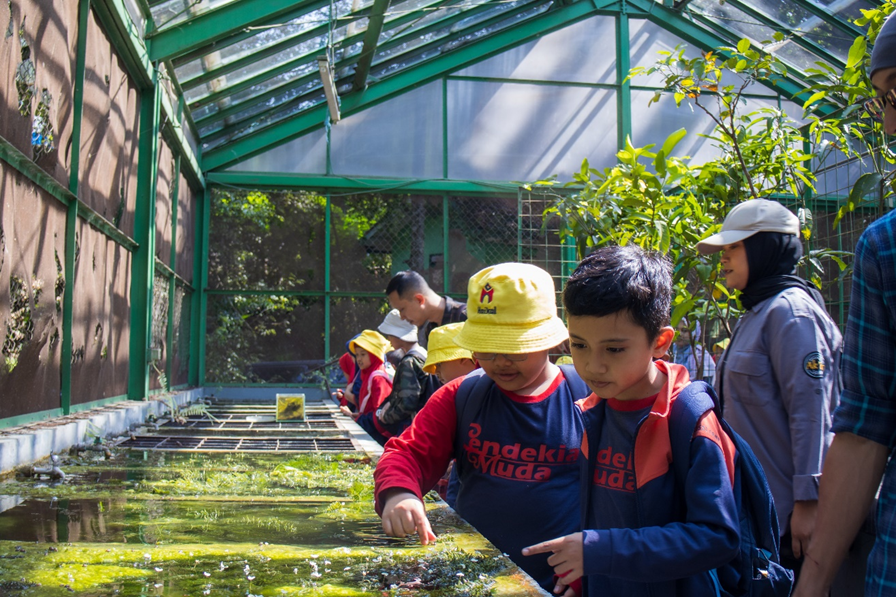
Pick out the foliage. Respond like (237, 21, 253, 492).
(541, 36, 859, 376)
(800, 2, 896, 225)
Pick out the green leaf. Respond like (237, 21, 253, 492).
(661, 128, 688, 157)
(671, 298, 697, 327)
(737, 38, 751, 53)
(848, 172, 884, 206)
(846, 36, 867, 69)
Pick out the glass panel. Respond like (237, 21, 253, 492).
(151, 0, 240, 31)
(629, 19, 776, 94)
(371, 2, 551, 78)
(455, 15, 617, 84)
(686, 0, 835, 72)
(208, 188, 326, 291)
(630, 89, 721, 165)
(330, 195, 445, 293)
(201, 94, 326, 152)
(330, 81, 442, 178)
(447, 80, 618, 182)
(205, 294, 325, 383)
(447, 196, 519, 294)
(227, 129, 327, 174)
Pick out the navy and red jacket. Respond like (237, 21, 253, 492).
(577, 361, 740, 596)
(374, 366, 588, 591)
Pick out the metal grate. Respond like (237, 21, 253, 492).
(159, 419, 338, 430)
(118, 435, 358, 452)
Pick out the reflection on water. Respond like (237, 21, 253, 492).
(0, 452, 548, 596)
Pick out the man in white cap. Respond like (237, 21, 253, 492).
(795, 12, 896, 596)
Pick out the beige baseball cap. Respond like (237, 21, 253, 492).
(696, 199, 799, 255)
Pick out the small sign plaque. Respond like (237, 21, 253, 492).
(276, 393, 306, 421)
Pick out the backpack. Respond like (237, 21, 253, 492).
(669, 381, 795, 597)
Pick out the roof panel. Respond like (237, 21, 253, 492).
(150, 0, 241, 31)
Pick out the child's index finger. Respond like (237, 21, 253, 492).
(521, 538, 559, 556)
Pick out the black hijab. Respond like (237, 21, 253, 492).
(740, 231, 825, 310)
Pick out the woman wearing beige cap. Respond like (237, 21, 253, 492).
(697, 199, 842, 580)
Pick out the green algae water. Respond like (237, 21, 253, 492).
(0, 452, 547, 596)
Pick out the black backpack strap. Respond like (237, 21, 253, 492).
(452, 369, 491, 468)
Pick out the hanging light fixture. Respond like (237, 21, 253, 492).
(317, 54, 341, 124)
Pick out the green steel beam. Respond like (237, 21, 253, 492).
(180, 3, 357, 91)
(721, 0, 844, 69)
(788, 0, 863, 39)
(91, 0, 205, 187)
(626, 0, 821, 110)
(195, 186, 211, 386)
(160, 89, 204, 191)
(128, 80, 162, 400)
(193, 0, 544, 130)
(324, 193, 332, 358)
(148, 0, 321, 62)
(203, 0, 595, 170)
(207, 172, 521, 194)
(91, 0, 153, 88)
(61, 0, 92, 416)
(352, 0, 392, 92)
(0, 135, 138, 251)
(442, 194, 450, 292)
(170, 1, 332, 67)
(616, 12, 631, 150)
(0, 408, 65, 429)
(166, 155, 181, 390)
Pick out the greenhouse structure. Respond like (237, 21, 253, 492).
(0, 0, 893, 593)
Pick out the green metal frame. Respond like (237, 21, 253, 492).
(615, 10, 631, 150)
(192, 0, 539, 132)
(128, 79, 162, 400)
(207, 172, 521, 194)
(352, 0, 392, 92)
(179, 1, 338, 91)
(203, 0, 599, 170)
(148, 0, 323, 62)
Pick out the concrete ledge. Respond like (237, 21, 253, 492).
(0, 389, 201, 476)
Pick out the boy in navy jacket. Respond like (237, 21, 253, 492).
(374, 262, 591, 591)
(524, 245, 740, 596)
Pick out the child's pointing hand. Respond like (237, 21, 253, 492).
(522, 532, 585, 588)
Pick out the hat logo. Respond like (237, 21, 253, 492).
(479, 283, 494, 304)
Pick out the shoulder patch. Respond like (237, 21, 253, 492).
(802, 351, 825, 378)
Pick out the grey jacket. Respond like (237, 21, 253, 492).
(715, 287, 842, 534)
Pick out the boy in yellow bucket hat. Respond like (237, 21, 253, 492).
(421, 322, 477, 384)
(374, 263, 591, 592)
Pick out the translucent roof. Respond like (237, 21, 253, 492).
(143, 0, 875, 171)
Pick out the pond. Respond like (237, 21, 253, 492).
(0, 451, 547, 596)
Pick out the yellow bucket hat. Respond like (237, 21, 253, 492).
(422, 322, 473, 374)
(453, 263, 568, 354)
(349, 329, 390, 363)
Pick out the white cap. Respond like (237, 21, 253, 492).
(378, 309, 418, 342)
(696, 199, 799, 255)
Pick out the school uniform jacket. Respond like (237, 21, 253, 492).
(374, 367, 587, 590)
(578, 361, 740, 596)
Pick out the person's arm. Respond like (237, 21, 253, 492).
(793, 432, 888, 596)
(374, 378, 463, 544)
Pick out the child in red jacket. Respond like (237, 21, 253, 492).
(374, 263, 591, 592)
(339, 330, 392, 420)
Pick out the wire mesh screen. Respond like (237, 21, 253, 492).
(446, 196, 519, 295)
(809, 136, 892, 329)
(205, 294, 325, 384)
(518, 189, 577, 314)
(171, 283, 190, 387)
(208, 188, 326, 291)
(151, 271, 169, 390)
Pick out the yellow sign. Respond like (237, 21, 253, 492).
(276, 393, 306, 421)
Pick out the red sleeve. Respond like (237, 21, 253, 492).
(374, 376, 463, 515)
(370, 376, 393, 410)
